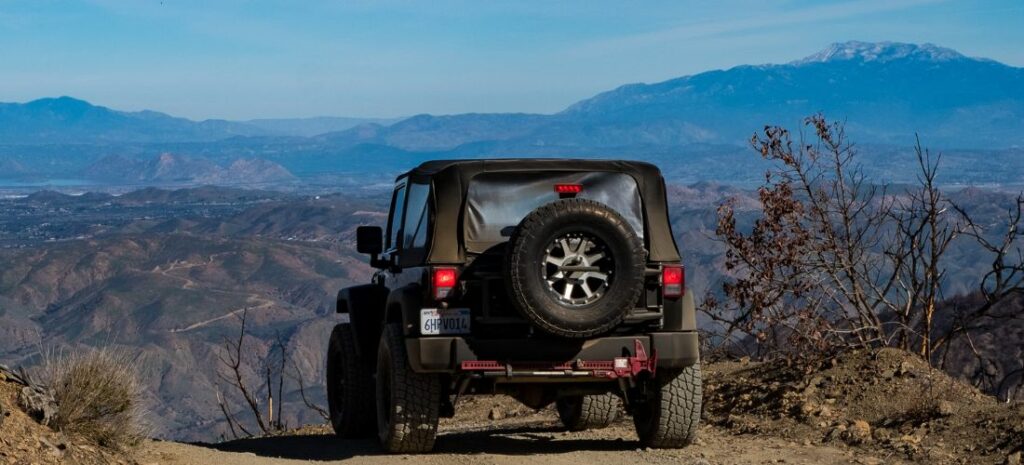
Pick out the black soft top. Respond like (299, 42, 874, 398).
(400, 159, 681, 263)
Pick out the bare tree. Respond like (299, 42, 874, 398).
(214, 308, 330, 438)
(942, 194, 1024, 352)
(710, 116, 964, 361)
(215, 308, 285, 438)
(936, 195, 1024, 396)
(885, 138, 958, 358)
(287, 359, 329, 421)
(712, 116, 902, 357)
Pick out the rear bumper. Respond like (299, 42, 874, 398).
(405, 331, 699, 374)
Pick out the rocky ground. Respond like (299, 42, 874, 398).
(4, 349, 1022, 465)
(703, 348, 1024, 464)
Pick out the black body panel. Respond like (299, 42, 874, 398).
(336, 284, 389, 365)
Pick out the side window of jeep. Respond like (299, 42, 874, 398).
(386, 183, 407, 252)
(403, 182, 430, 251)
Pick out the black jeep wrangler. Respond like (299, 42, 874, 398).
(327, 159, 701, 452)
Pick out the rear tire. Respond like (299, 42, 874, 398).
(556, 394, 620, 431)
(375, 323, 440, 453)
(505, 198, 646, 338)
(633, 364, 702, 448)
(326, 323, 375, 437)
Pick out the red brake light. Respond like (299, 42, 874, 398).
(554, 184, 582, 194)
(432, 267, 457, 300)
(662, 265, 684, 298)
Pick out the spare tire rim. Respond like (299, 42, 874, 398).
(542, 233, 613, 306)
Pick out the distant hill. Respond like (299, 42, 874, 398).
(0, 97, 400, 144)
(246, 116, 403, 137)
(559, 41, 1024, 148)
(83, 153, 296, 185)
(0, 97, 270, 144)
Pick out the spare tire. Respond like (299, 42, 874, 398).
(505, 198, 646, 338)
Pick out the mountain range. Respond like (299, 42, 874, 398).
(0, 41, 1021, 186)
(83, 153, 296, 185)
(346, 41, 1019, 151)
(0, 98, 398, 144)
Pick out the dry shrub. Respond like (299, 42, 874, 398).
(40, 347, 148, 449)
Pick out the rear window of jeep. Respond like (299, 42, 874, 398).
(463, 171, 643, 253)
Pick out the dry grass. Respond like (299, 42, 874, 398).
(39, 347, 148, 449)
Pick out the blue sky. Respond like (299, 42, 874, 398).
(1, 0, 1022, 120)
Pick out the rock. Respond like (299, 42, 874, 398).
(846, 419, 872, 444)
(18, 385, 58, 426)
(38, 437, 66, 458)
(1005, 451, 1022, 465)
(899, 433, 922, 445)
(826, 424, 848, 441)
(936, 400, 955, 417)
(487, 407, 504, 421)
(798, 401, 819, 417)
(897, 360, 915, 377)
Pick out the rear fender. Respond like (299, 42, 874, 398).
(384, 283, 424, 337)
(336, 284, 388, 366)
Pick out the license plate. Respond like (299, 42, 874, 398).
(420, 308, 471, 335)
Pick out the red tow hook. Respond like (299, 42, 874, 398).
(612, 339, 657, 378)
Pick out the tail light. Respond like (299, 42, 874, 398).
(662, 265, 684, 298)
(432, 267, 457, 300)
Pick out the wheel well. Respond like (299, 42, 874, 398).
(336, 284, 388, 365)
(383, 283, 424, 336)
(385, 302, 404, 324)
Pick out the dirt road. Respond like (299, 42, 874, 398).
(140, 396, 904, 465)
